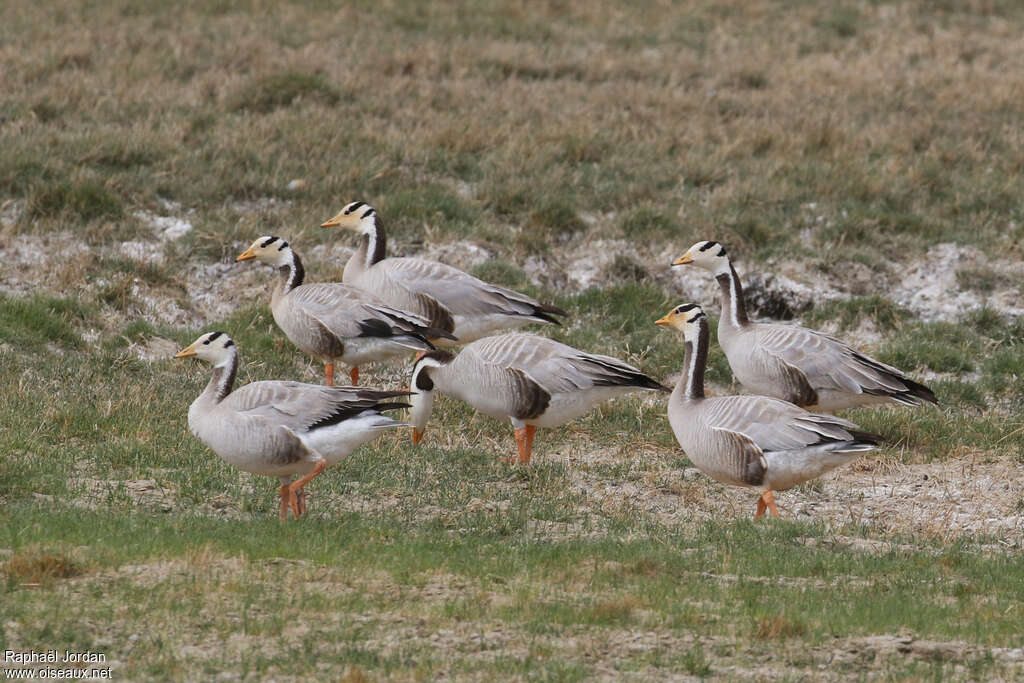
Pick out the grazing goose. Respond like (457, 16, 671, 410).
(656, 304, 881, 517)
(237, 236, 452, 385)
(320, 202, 567, 344)
(174, 331, 411, 519)
(672, 241, 937, 411)
(408, 332, 668, 463)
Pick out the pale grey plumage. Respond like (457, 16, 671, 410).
(176, 331, 411, 518)
(322, 203, 566, 344)
(408, 332, 667, 461)
(657, 304, 880, 514)
(237, 236, 442, 377)
(673, 241, 937, 411)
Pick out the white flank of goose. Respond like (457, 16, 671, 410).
(656, 304, 881, 517)
(407, 332, 668, 463)
(237, 236, 454, 385)
(174, 331, 411, 519)
(320, 202, 567, 344)
(672, 241, 937, 411)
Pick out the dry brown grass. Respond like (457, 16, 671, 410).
(3, 1, 1023, 268)
(4, 546, 87, 585)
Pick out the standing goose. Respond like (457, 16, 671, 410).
(656, 304, 881, 517)
(408, 332, 668, 463)
(237, 236, 453, 385)
(672, 241, 937, 411)
(174, 331, 411, 519)
(320, 202, 567, 344)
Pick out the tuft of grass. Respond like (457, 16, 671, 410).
(519, 198, 585, 252)
(620, 207, 682, 239)
(802, 295, 910, 332)
(4, 547, 86, 586)
(26, 178, 123, 222)
(469, 260, 530, 289)
(0, 293, 88, 351)
(226, 71, 340, 114)
(880, 321, 981, 374)
(956, 266, 1011, 295)
(752, 614, 807, 640)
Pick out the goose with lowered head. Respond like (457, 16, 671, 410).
(408, 332, 668, 464)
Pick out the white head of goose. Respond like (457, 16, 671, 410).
(656, 304, 881, 518)
(320, 202, 568, 344)
(237, 235, 451, 386)
(175, 331, 411, 520)
(407, 332, 668, 464)
(672, 240, 937, 411)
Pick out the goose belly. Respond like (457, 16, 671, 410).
(299, 413, 403, 465)
(526, 387, 633, 428)
(445, 315, 536, 346)
(446, 383, 516, 420)
(666, 410, 752, 489)
(188, 413, 309, 478)
(762, 446, 863, 491)
(341, 336, 420, 365)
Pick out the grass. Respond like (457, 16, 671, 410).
(2, 0, 1024, 679)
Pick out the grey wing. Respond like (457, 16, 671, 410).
(700, 395, 865, 453)
(383, 258, 562, 321)
(755, 324, 916, 400)
(223, 382, 410, 431)
(464, 333, 664, 395)
(290, 284, 434, 338)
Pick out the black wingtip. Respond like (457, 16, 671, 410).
(903, 378, 939, 406)
(541, 302, 569, 317)
(425, 326, 458, 342)
(848, 429, 885, 446)
(374, 402, 412, 413)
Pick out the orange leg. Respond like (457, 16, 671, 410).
(412, 428, 423, 445)
(325, 362, 335, 387)
(755, 490, 780, 519)
(523, 425, 536, 464)
(512, 426, 535, 465)
(297, 490, 308, 516)
(278, 484, 290, 521)
(513, 428, 527, 464)
(414, 351, 427, 363)
(287, 459, 328, 519)
(349, 366, 359, 385)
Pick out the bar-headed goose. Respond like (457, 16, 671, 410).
(320, 202, 567, 344)
(656, 304, 881, 517)
(174, 331, 410, 519)
(672, 241, 937, 411)
(408, 332, 668, 463)
(237, 236, 453, 385)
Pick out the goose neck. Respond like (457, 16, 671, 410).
(715, 262, 749, 328)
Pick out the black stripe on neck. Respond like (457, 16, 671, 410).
(213, 352, 238, 402)
(366, 214, 386, 266)
(684, 319, 709, 399)
(280, 250, 305, 292)
(715, 263, 749, 325)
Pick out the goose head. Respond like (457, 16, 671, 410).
(174, 331, 237, 366)
(655, 303, 707, 342)
(408, 350, 454, 445)
(236, 235, 293, 267)
(672, 240, 731, 276)
(320, 201, 377, 233)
